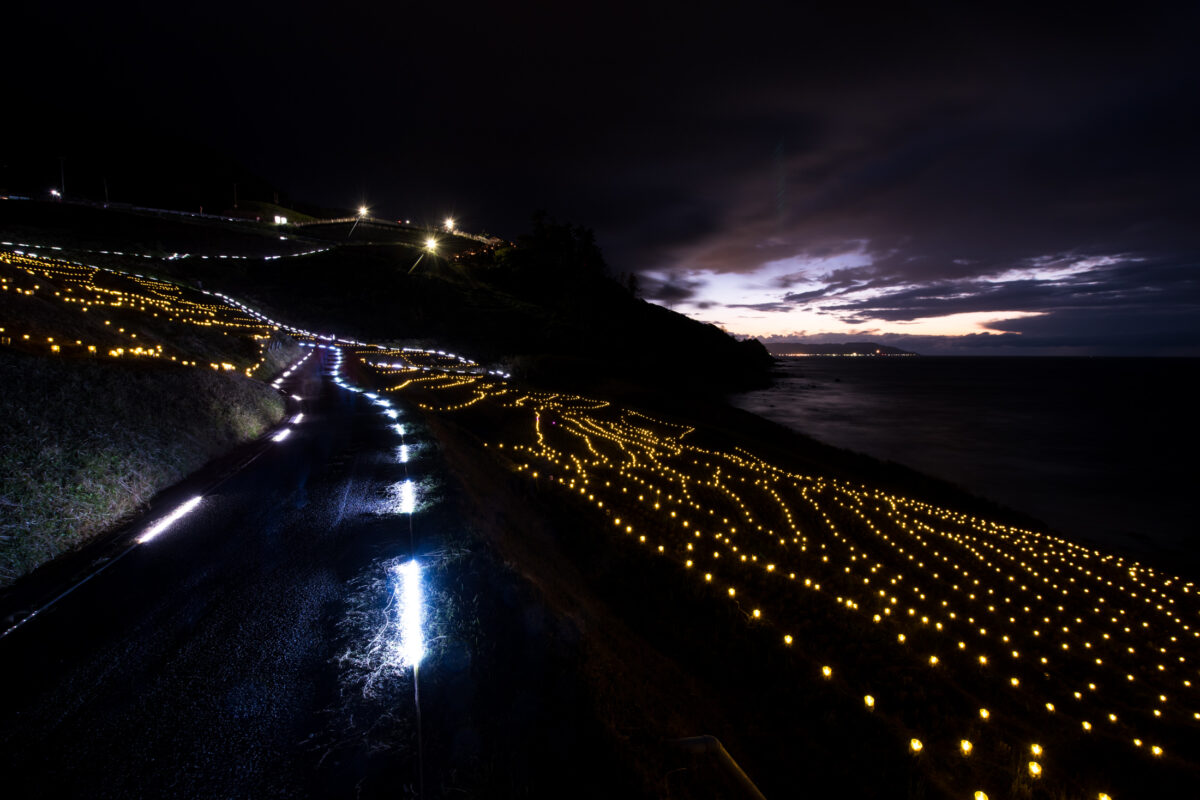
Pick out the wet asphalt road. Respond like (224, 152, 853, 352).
(0, 347, 433, 797)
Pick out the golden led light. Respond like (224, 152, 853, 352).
(864, 694, 874, 708)
(1028, 761, 1042, 778)
(909, 738, 922, 753)
(960, 739, 972, 755)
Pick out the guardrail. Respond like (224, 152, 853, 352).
(672, 735, 768, 799)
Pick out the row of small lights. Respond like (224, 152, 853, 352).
(357, 347, 1199, 800)
(0, 238, 331, 263)
(1, 251, 285, 373)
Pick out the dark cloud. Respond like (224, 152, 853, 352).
(725, 302, 793, 313)
(640, 272, 704, 306)
(824, 256, 1200, 320)
(779, 287, 836, 305)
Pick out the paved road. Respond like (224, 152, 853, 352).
(0, 346, 634, 799)
(0, 348, 437, 797)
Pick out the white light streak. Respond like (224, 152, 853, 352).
(399, 444, 409, 463)
(399, 479, 416, 514)
(273, 428, 291, 442)
(290, 413, 304, 424)
(137, 496, 202, 544)
(392, 560, 425, 667)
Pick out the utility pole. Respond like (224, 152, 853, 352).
(58, 156, 66, 199)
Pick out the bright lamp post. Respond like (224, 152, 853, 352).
(408, 237, 437, 274)
(348, 205, 369, 239)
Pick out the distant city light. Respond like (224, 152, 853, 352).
(444, 217, 455, 230)
(358, 206, 369, 217)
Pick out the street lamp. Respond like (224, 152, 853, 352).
(444, 217, 455, 232)
(348, 205, 369, 239)
(409, 238, 437, 273)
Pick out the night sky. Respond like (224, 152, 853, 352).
(8, 1, 1199, 354)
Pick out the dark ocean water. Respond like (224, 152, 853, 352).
(731, 357, 1199, 568)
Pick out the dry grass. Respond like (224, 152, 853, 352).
(0, 350, 284, 585)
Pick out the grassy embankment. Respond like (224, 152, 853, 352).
(0, 352, 284, 583)
(0, 249, 297, 585)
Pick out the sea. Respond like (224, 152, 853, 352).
(731, 357, 1199, 572)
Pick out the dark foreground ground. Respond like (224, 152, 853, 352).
(0, 348, 633, 798)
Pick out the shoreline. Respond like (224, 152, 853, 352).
(732, 355, 1200, 578)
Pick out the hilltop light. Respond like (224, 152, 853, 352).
(425, 237, 437, 251)
(444, 217, 455, 230)
(358, 206, 369, 217)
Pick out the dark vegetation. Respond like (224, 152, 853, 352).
(0, 350, 284, 584)
(149, 211, 773, 395)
